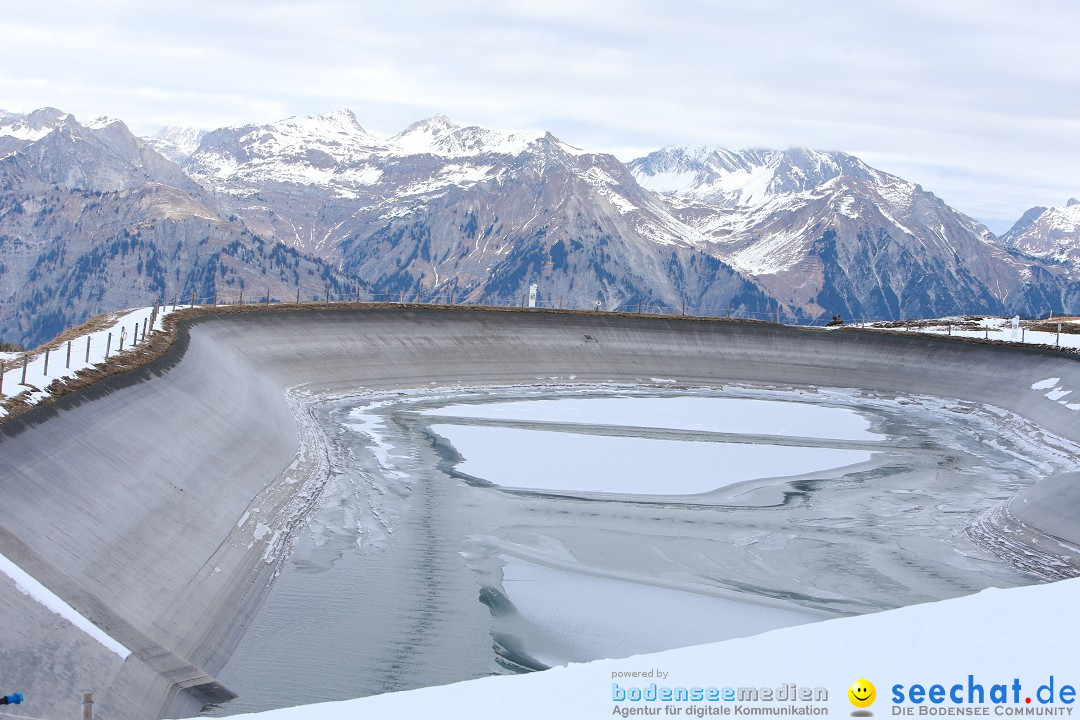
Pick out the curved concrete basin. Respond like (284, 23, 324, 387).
(0, 308, 1078, 719)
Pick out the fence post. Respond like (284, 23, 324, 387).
(21, 354, 27, 384)
(985, 327, 989, 340)
(0, 359, 4, 396)
(133, 323, 138, 345)
(106, 333, 112, 359)
(83, 690, 94, 720)
(356, 287, 361, 303)
(296, 288, 300, 304)
(212, 291, 217, 307)
(326, 288, 330, 303)
(190, 290, 196, 308)
(43, 348, 49, 376)
(1057, 323, 1061, 347)
(1022, 327, 1026, 343)
(85, 336, 91, 363)
(239, 288, 243, 305)
(266, 288, 270, 305)
(142, 318, 148, 341)
(66, 340, 72, 369)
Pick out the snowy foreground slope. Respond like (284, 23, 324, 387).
(218, 578, 1080, 719)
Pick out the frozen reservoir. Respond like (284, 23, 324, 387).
(209, 384, 1076, 715)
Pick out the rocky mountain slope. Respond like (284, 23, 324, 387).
(629, 147, 1078, 321)
(0, 109, 356, 346)
(1, 106, 1077, 348)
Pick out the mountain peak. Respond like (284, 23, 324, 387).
(324, 107, 362, 127)
(390, 115, 546, 158)
(296, 107, 368, 135)
(86, 116, 128, 131)
(391, 114, 462, 153)
(0, 107, 73, 143)
(253, 108, 372, 142)
(1067, 198, 1078, 207)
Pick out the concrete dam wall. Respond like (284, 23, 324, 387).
(1, 307, 1078, 719)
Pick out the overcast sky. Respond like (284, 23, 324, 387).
(2, 0, 1077, 232)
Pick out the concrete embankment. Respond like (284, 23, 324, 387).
(1, 307, 1078, 719)
(968, 470, 1080, 580)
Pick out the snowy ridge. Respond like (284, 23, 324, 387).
(1003, 201, 1080, 263)
(187, 108, 389, 185)
(0, 107, 70, 156)
(85, 116, 123, 130)
(186, 110, 549, 191)
(625, 142, 1061, 322)
(0, 108, 70, 141)
(630, 147, 889, 208)
(391, 114, 547, 158)
(628, 146, 933, 277)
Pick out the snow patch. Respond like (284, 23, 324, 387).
(0, 551, 131, 659)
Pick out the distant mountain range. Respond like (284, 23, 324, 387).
(1, 107, 1077, 348)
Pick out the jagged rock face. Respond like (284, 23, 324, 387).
(630, 148, 1077, 320)
(1001, 201, 1080, 267)
(0, 112, 357, 347)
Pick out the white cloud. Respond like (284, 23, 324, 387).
(1, 0, 1077, 230)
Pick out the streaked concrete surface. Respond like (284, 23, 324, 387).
(1, 307, 1077, 719)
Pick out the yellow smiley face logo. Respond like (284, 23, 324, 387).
(849, 679, 876, 708)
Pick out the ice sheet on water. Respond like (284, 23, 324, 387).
(497, 556, 821, 666)
(431, 424, 874, 495)
(424, 395, 883, 441)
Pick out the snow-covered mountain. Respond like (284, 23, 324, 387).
(167, 111, 768, 316)
(1, 105, 1078, 347)
(630, 147, 1078, 320)
(1001, 199, 1080, 266)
